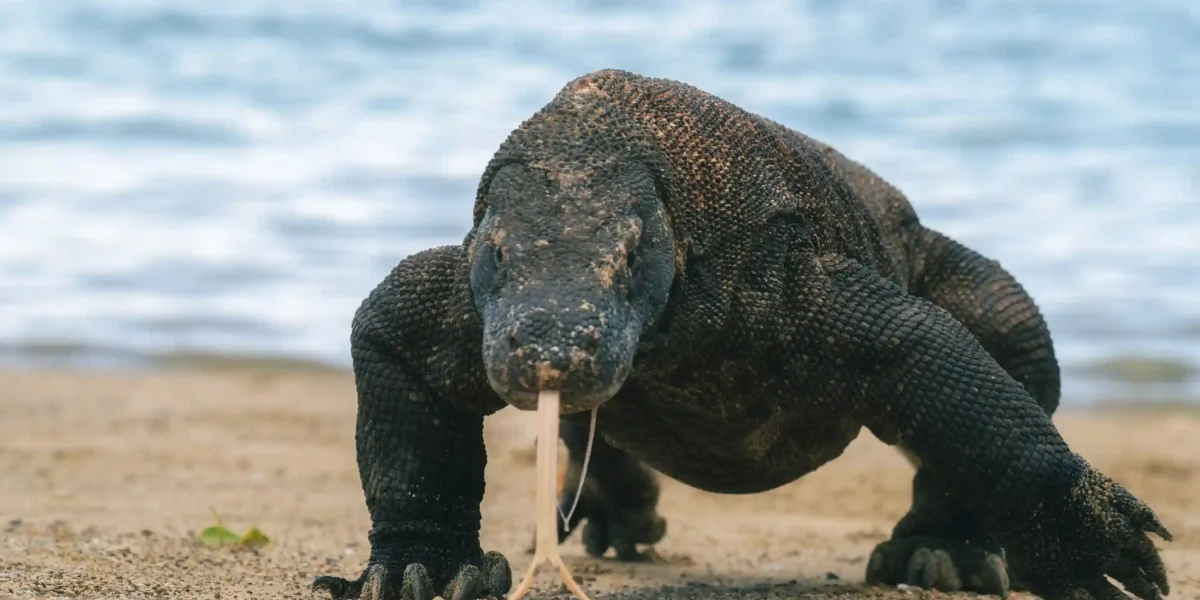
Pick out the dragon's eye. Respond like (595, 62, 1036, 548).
(488, 243, 510, 292)
(624, 250, 641, 301)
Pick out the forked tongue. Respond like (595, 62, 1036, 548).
(507, 390, 593, 600)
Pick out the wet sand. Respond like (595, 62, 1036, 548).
(1, 368, 1197, 599)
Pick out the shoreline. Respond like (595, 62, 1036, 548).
(1, 344, 1198, 411)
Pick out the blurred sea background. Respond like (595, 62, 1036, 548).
(0, 0, 1196, 405)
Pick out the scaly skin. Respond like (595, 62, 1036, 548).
(312, 69, 1172, 600)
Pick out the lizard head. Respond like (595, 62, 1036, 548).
(468, 158, 675, 414)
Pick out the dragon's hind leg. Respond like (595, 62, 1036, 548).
(867, 226, 1061, 597)
(550, 417, 667, 562)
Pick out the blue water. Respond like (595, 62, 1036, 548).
(1, 0, 1197, 403)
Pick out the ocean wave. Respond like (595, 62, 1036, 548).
(0, 0, 1196, 403)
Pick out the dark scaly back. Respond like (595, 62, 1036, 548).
(765, 120, 924, 289)
(472, 69, 903, 341)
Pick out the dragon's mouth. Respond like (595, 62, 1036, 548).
(483, 344, 633, 413)
(495, 380, 624, 414)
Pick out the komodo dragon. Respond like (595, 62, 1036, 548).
(312, 68, 1172, 600)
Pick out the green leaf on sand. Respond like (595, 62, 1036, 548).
(198, 525, 242, 545)
(240, 527, 270, 548)
(197, 507, 270, 548)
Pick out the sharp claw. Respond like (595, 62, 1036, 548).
(982, 553, 1010, 599)
(930, 549, 960, 592)
(1126, 534, 1171, 596)
(1135, 510, 1173, 542)
(444, 564, 484, 600)
(582, 517, 609, 558)
(1118, 488, 1173, 542)
(1155, 570, 1171, 596)
(645, 515, 667, 545)
(905, 548, 961, 592)
(400, 564, 433, 600)
(1111, 551, 1165, 600)
(1115, 574, 1161, 600)
(904, 548, 936, 589)
(864, 544, 889, 586)
(361, 564, 387, 600)
(482, 551, 513, 597)
(1149, 520, 1173, 542)
(312, 575, 358, 599)
(1089, 577, 1138, 600)
(612, 542, 647, 563)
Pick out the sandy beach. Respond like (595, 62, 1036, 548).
(1, 367, 1197, 600)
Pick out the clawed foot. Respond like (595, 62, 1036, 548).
(312, 551, 512, 600)
(545, 476, 666, 562)
(1000, 461, 1172, 600)
(560, 497, 667, 562)
(866, 535, 1010, 597)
